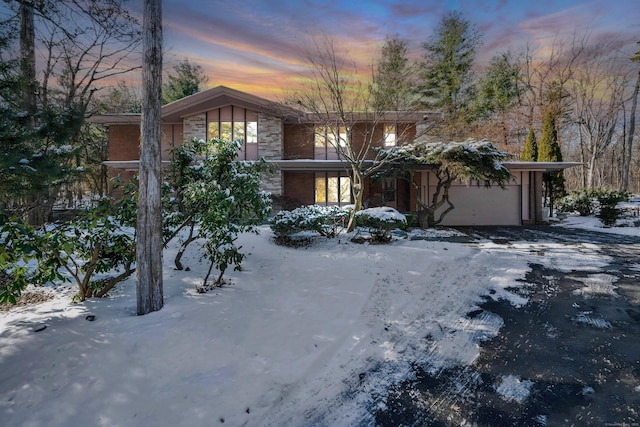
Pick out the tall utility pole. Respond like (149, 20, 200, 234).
(137, 0, 163, 315)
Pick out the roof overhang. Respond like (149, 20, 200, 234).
(88, 114, 141, 125)
(502, 161, 582, 172)
(103, 159, 582, 173)
(103, 160, 170, 171)
(270, 160, 582, 172)
(269, 159, 373, 171)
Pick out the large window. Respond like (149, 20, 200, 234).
(384, 124, 397, 147)
(207, 106, 258, 160)
(314, 125, 347, 159)
(315, 172, 351, 205)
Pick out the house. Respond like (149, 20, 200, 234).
(90, 85, 579, 226)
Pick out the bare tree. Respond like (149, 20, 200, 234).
(568, 39, 633, 188)
(622, 43, 640, 191)
(39, 0, 141, 112)
(137, 0, 163, 316)
(292, 35, 426, 231)
(518, 33, 587, 143)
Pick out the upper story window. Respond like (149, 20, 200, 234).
(207, 106, 258, 160)
(314, 125, 347, 160)
(315, 125, 348, 147)
(384, 124, 397, 147)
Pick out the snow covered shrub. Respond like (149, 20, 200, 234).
(179, 138, 272, 287)
(40, 192, 137, 301)
(557, 190, 597, 216)
(0, 187, 137, 303)
(270, 205, 350, 239)
(596, 189, 630, 227)
(354, 207, 406, 243)
(0, 222, 57, 304)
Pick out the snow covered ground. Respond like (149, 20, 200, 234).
(1, 213, 639, 427)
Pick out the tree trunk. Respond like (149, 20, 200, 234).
(622, 69, 639, 191)
(347, 168, 363, 232)
(136, 0, 163, 316)
(174, 224, 198, 270)
(19, 3, 36, 117)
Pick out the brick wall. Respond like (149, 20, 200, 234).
(109, 125, 140, 160)
(283, 124, 314, 159)
(283, 172, 314, 207)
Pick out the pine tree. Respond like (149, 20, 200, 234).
(373, 35, 413, 111)
(520, 127, 538, 161)
(538, 110, 565, 216)
(418, 11, 481, 121)
(162, 59, 208, 104)
(538, 110, 562, 162)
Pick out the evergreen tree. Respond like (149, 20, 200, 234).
(538, 110, 563, 162)
(418, 11, 482, 121)
(379, 140, 512, 228)
(472, 51, 522, 118)
(162, 59, 208, 104)
(372, 35, 414, 111)
(520, 127, 538, 161)
(538, 110, 565, 216)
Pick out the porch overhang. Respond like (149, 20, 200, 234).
(269, 159, 375, 171)
(102, 160, 171, 171)
(269, 160, 582, 173)
(102, 159, 582, 174)
(502, 161, 582, 172)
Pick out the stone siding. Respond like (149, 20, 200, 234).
(183, 113, 206, 142)
(258, 113, 283, 196)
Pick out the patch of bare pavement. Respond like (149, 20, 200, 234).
(375, 226, 640, 426)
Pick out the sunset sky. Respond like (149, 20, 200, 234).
(149, 0, 639, 99)
(1, 0, 637, 100)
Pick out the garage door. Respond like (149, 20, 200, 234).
(431, 184, 521, 226)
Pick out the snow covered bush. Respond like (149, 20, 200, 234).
(596, 189, 630, 227)
(377, 139, 512, 228)
(0, 222, 55, 304)
(557, 190, 597, 216)
(0, 188, 137, 303)
(177, 138, 272, 287)
(354, 207, 406, 243)
(164, 138, 272, 280)
(270, 205, 350, 239)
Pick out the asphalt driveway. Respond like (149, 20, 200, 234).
(375, 225, 640, 426)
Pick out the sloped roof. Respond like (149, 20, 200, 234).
(161, 85, 302, 123)
(88, 85, 303, 125)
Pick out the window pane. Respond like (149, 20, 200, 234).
(326, 127, 337, 147)
(247, 122, 257, 143)
(315, 177, 326, 203)
(220, 122, 232, 140)
(208, 122, 219, 140)
(327, 177, 339, 203)
(384, 125, 396, 147)
(314, 127, 325, 147)
(338, 126, 348, 147)
(234, 122, 245, 142)
(339, 177, 351, 203)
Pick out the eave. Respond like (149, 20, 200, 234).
(103, 159, 582, 173)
